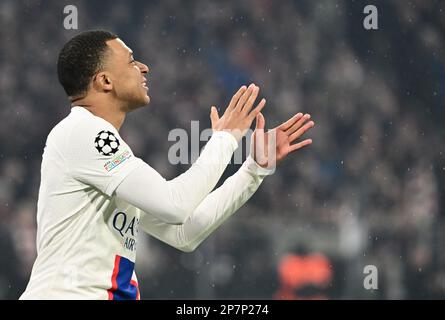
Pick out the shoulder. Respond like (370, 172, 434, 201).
(47, 107, 115, 139)
(70, 108, 119, 141)
(52, 107, 126, 160)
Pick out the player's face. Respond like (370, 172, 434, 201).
(105, 38, 150, 111)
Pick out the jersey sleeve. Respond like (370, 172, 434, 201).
(115, 131, 239, 224)
(64, 118, 144, 196)
(139, 156, 274, 251)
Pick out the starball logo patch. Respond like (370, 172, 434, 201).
(94, 130, 120, 156)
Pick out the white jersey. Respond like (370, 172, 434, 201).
(21, 106, 273, 300)
(21, 106, 146, 300)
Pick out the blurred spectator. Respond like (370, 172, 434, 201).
(274, 248, 333, 300)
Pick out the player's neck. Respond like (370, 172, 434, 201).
(72, 97, 126, 131)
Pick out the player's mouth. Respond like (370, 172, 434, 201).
(142, 79, 148, 91)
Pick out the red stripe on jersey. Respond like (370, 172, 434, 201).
(107, 255, 121, 300)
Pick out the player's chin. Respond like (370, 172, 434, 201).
(135, 90, 150, 106)
(139, 93, 150, 107)
(126, 95, 150, 112)
(140, 87, 150, 105)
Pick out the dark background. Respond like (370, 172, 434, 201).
(1, 0, 445, 299)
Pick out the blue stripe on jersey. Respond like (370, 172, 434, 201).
(109, 255, 138, 300)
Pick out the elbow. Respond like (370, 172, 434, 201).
(177, 242, 198, 253)
(178, 246, 194, 253)
(176, 229, 199, 253)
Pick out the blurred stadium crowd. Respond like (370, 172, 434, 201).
(1, 0, 445, 299)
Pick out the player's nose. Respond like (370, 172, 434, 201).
(137, 61, 149, 74)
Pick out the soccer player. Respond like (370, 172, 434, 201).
(20, 30, 315, 300)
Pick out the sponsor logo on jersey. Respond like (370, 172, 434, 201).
(112, 211, 139, 252)
(103, 150, 131, 172)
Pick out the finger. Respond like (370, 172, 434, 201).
(210, 106, 220, 127)
(234, 84, 255, 112)
(286, 113, 311, 135)
(227, 86, 247, 111)
(252, 112, 266, 162)
(255, 112, 265, 130)
(289, 121, 315, 143)
(288, 139, 313, 153)
(278, 113, 303, 131)
(247, 98, 266, 122)
(240, 85, 260, 115)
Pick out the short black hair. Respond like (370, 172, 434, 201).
(57, 30, 118, 97)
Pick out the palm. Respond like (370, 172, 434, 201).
(251, 113, 314, 168)
(271, 127, 295, 161)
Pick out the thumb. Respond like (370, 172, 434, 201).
(255, 112, 265, 130)
(252, 112, 266, 165)
(210, 106, 219, 128)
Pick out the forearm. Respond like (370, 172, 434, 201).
(116, 131, 238, 224)
(139, 156, 273, 251)
(169, 130, 238, 215)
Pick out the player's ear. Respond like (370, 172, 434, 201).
(93, 72, 113, 92)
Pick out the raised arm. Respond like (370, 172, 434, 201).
(115, 84, 266, 224)
(139, 155, 272, 251)
(139, 111, 315, 251)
